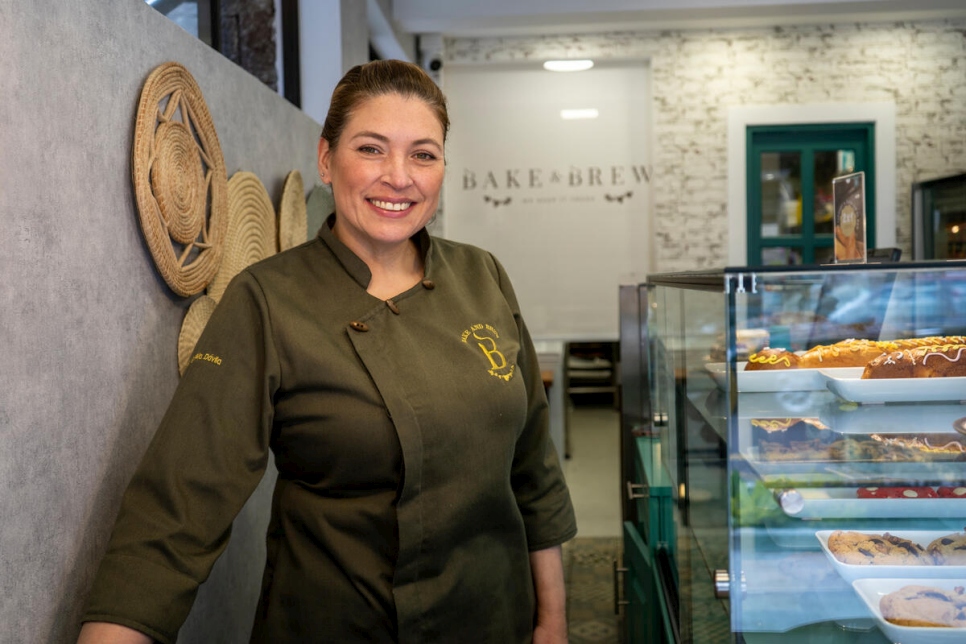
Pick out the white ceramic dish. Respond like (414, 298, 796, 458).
(741, 456, 966, 486)
(822, 371, 966, 404)
(818, 401, 966, 435)
(704, 362, 729, 389)
(852, 578, 966, 644)
(816, 530, 966, 583)
(781, 488, 966, 520)
(706, 362, 859, 393)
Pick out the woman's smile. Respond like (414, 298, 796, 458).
(368, 198, 414, 213)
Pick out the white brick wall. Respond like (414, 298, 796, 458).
(445, 20, 966, 270)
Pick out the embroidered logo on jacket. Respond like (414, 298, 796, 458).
(461, 323, 515, 381)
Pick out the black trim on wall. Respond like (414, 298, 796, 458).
(209, 0, 221, 51)
(281, 0, 300, 107)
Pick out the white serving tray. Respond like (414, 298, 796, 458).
(822, 370, 966, 404)
(706, 362, 858, 393)
(818, 400, 966, 435)
(852, 578, 966, 644)
(782, 488, 966, 520)
(816, 529, 966, 583)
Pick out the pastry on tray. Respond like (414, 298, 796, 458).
(892, 335, 966, 349)
(870, 434, 966, 456)
(827, 530, 928, 565)
(862, 344, 966, 379)
(799, 339, 897, 369)
(856, 486, 939, 499)
(927, 530, 966, 565)
(879, 584, 966, 627)
(745, 348, 800, 370)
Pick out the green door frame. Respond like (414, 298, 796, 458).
(746, 123, 876, 265)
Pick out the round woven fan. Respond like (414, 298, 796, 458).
(278, 170, 307, 251)
(207, 172, 277, 302)
(132, 62, 228, 297)
(177, 294, 218, 375)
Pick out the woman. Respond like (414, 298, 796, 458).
(79, 60, 576, 643)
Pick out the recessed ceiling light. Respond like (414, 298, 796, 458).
(560, 108, 599, 120)
(543, 59, 594, 72)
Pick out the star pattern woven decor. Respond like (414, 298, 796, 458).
(132, 62, 228, 297)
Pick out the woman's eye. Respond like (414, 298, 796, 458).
(358, 145, 380, 154)
(414, 152, 438, 161)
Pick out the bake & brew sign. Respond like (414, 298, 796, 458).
(462, 163, 652, 208)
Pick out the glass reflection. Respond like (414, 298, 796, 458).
(760, 152, 801, 238)
(814, 150, 855, 235)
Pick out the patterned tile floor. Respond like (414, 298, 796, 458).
(564, 537, 622, 644)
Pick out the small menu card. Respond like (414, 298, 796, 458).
(832, 171, 866, 264)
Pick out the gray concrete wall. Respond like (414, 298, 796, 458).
(0, 1, 323, 642)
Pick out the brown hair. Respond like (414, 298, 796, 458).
(320, 60, 449, 150)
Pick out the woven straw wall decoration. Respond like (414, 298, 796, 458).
(177, 295, 218, 375)
(206, 172, 277, 303)
(278, 170, 307, 251)
(133, 62, 228, 297)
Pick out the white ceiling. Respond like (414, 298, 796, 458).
(392, 0, 966, 37)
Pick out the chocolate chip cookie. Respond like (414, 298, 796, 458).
(827, 530, 927, 565)
(879, 584, 966, 627)
(927, 530, 966, 565)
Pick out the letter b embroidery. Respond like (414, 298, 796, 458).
(474, 332, 507, 371)
(462, 324, 515, 381)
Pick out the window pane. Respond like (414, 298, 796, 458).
(760, 152, 801, 237)
(814, 149, 855, 235)
(761, 246, 803, 266)
(146, 1, 213, 45)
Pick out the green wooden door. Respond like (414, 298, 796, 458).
(747, 124, 875, 265)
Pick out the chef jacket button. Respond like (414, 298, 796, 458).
(349, 321, 369, 332)
(386, 299, 401, 315)
(421, 279, 435, 290)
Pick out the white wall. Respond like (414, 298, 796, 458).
(443, 61, 652, 340)
(297, 0, 370, 124)
(445, 20, 966, 271)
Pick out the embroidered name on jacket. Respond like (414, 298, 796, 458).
(461, 323, 515, 381)
(191, 352, 223, 366)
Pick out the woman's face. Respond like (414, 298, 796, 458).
(318, 93, 445, 256)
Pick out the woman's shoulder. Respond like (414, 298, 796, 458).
(246, 236, 328, 274)
(226, 236, 336, 296)
(430, 236, 501, 271)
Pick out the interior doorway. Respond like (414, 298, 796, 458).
(746, 123, 875, 265)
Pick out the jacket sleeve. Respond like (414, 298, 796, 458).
(490, 255, 578, 551)
(82, 270, 280, 644)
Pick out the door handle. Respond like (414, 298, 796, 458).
(626, 481, 648, 500)
(613, 559, 630, 614)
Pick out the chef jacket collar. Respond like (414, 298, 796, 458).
(316, 213, 434, 291)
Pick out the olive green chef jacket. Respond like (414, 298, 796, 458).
(83, 220, 577, 643)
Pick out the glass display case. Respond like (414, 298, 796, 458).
(912, 173, 966, 260)
(618, 262, 966, 643)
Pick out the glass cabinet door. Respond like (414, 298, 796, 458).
(913, 172, 966, 260)
(646, 282, 732, 642)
